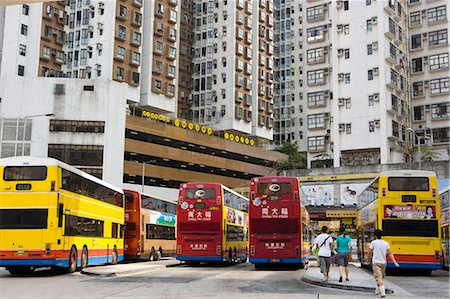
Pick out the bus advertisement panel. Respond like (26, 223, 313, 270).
(124, 189, 177, 261)
(249, 177, 310, 268)
(440, 186, 449, 269)
(176, 182, 248, 263)
(0, 157, 124, 275)
(357, 170, 442, 272)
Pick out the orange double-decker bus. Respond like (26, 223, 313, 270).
(176, 182, 248, 263)
(124, 189, 177, 261)
(249, 176, 310, 268)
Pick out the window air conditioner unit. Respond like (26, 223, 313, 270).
(373, 93, 380, 101)
(336, 1, 343, 9)
(339, 124, 345, 131)
(423, 56, 428, 63)
(324, 68, 329, 75)
(54, 83, 65, 94)
(372, 17, 377, 25)
(338, 73, 344, 81)
(98, 23, 104, 29)
(421, 10, 427, 17)
(337, 49, 344, 56)
(374, 120, 380, 127)
(424, 80, 429, 87)
(337, 25, 343, 33)
(324, 113, 330, 119)
(338, 98, 345, 106)
(425, 104, 431, 111)
(96, 43, 103, 50)
(98, 2, 104, 8)
(422, 33, 427, 40)
(373, 67, 379, 75)
(88, 25, 94, 32)
(372, 42, 378, 50)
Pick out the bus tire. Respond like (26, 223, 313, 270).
(111, 247, 118, 265)
(81, 246, 88, 269)
(68, 246, 77, 273)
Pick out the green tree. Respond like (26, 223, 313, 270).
(420, 145, 440, 162)
(273, 142, 307, 173)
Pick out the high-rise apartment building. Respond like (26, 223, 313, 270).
(0, 0, 143, 90)
(187, 0, 274, 139)
(407, 0, 449, 161)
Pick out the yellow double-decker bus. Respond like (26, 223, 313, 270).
(440, 186, 450, 269)
(0, 156, 124, 274)
(357, 170, 442, 273)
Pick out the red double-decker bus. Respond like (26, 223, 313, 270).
(249, 176, 310, 268)
(176, 182, 249, 263)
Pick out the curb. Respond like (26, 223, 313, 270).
(81, 263, 176, 277)
(165, 262, 183, 268)
(301, 276, 394, 294)
(80, 270, 116, 277)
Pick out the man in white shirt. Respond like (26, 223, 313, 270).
(313, 226, 334, 282)
(369, 229, 400, 298)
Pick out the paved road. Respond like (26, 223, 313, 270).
(0, 260, 448, 298)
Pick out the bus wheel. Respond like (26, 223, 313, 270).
(81, 246, 88, 269)
(111, 247, 118, 265)
(8, 266, 34, 275)
(68, 246, 77, 273)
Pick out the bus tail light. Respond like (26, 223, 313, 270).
(435, 250, 440, 261)
(45, 243, 51, 256)
(250, 245, 255, 256)
(216, 196, 221, 205)
(216, 245, 221, 255)
(179, 197, 183, 204)
(295, 246, 300, 256)
(251, 192, 255, 201)
(50, 180, 56, 191)
(177, 245, 182, 255)
(432, 188, 437, 198)
(381, 187, 386, 197)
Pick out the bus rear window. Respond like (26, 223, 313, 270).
(3, 166, 47, 181)
(388, 177, 429, 191)
(257, 182, 291, 194)
(185, 188, 215, 199)
(0, 209, 48, 229)
(382, 219, 438, 237)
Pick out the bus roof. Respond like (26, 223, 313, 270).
(181, 182, 248, 201)
(0, 156, 123, 194)
(123, 189, 177, 204)
(379, 170, 437, 177)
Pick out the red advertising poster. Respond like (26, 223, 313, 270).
(384, 205, 436, 219)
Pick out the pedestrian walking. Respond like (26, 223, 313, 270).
(369, 229, 400, 298)
(313, 226, 334, 282)
(335, 228, 352, 282)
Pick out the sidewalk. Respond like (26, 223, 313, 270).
(81, 258, 180, 277)
(302, 260, 413, 296)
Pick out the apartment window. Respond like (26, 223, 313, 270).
(366, 0, 372, 5)
(345, 73, 350, 84)
(368, 95, 374, 106)
(50, 120, 105, 133)
(307, 26, 323, 42)
(155, 41, 163, 53)
(413, 106, 425, 121)
(308, 136, 325, 151)
(367, 44, 373, 55)
(307, 91, 325, 107)
(169, 10, 177, 23)
(410, 11, 421, 26)
(432, 102, 450, 119)
(367, 19, 373, 31)
(133, 32, 141, 45)
(429, 53, 449, 71)
(155, 60, 163, 73)
(428, 6, 447, 24)
(307, 47, 324, 63)
(429, 29, 448, 47)
(154, 80, 162, 92)
(169, 28, 176, 40)
(368, 70, 373, 81)
(392, 121, 399, 138)
(132, 52, 140, 65)
(411, 34, 422, 49)
(132, 72, 140, 85)
(17, 65, 25, 76)
(307, 113, 325, 129)
(369, 121, 375, 132)
(306, 5, 323, 21)
(116, 67, 124, 81)
(307, 69, 324, 85)
(119, 5, 127, 18)
(344, 0, 349, 10)
(118, 25, 126, 39)
(168, 65, 175, 76)
(134, 12, 142, 25)
(411, 58, 423, 73)
(80, 49, 87, 65)
(412, 81, 424, 97)
(157, 3, 164, 16)
(22, 4, 29, 15)
(21, 24, 28, 36)
(433, 127, 450, 144)
(430, 77, 449, 95)
(345, 124, 352, 134)
(344, 24, 349, 35)
(345, 98, 351, 109)
(167, 84, 175, 95)
(19, 44, 26, 56)
(344, 49, 350, 59)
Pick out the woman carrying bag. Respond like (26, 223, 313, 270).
(336, 228, 352, 282)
